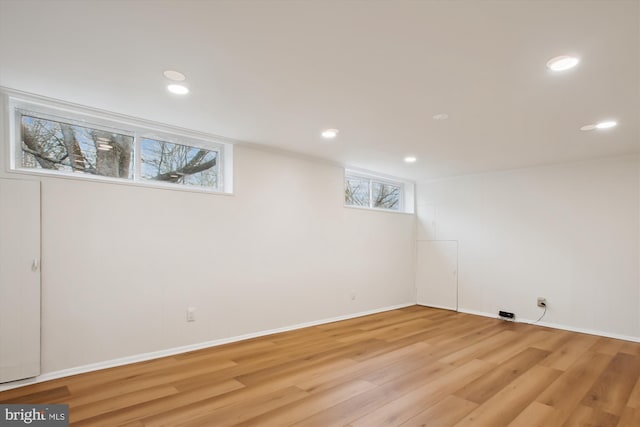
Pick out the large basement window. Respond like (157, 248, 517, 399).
(19, 114, 135, 180)
(7, 93, 233, 193)
(345, 170, 414, 213)
(140, 137, 219, 189)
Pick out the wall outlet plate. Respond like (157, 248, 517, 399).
(537, 297, 547, 308)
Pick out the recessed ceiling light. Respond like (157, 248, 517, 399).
(167, 84, 189, 95)
(546, 55, 579, 71)
(163, 70, 186, 81)
(580, 121, 618, 131)
(595, 120, 617, 129)
(321, 128, 339, 139)
(432, 113, 449, 121)
(404, 156, 417, 163)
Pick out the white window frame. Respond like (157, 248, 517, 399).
(344, 169, 414, 214)
(4, 90, 234, 194)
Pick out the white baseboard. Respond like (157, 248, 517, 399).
(457, 307, 640, 343)
(416, 303, 456, 312)
(0, 302, 414, 392)
(4, 302, 637, 393)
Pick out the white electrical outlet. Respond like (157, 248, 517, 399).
(187, 307, 196, 322)
(537, 297, 547, 308)
(350, 291, 356, 301)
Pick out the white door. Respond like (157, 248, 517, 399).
(415, 240, 458, 311)
(0, 178, 41, 383)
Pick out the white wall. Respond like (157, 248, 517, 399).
(3, 94, 637, 382)
(1, 142, 415, 374)
(416, 155, 640, 339)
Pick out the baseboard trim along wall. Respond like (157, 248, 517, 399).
(457, 308, 640, 343)
(4, 302, 637, 392)
(0, 302, 414, 392)
(416, 302, 457, 312)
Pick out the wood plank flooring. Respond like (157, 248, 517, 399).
(1, 305, 640, 426)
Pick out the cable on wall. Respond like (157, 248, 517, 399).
(531, 304, 547, 325)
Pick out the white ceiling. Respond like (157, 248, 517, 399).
(0, 0, 638, 181)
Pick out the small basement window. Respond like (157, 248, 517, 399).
(344, 170, 414, 213)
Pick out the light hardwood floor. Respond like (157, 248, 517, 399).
(1, 306, 640, 426)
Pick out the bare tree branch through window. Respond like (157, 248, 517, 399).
(19, 113, 221, 190)
(345, 173, 402, 211)
(20, 115, 133, 179)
